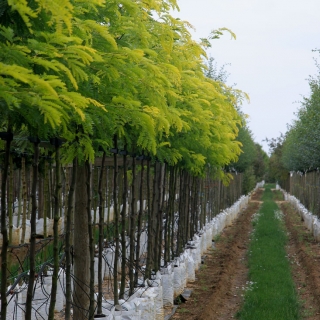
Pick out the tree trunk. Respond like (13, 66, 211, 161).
(73, 161, 90, 320)
(8, 155, 13, 245)
(158, 164, 166, 269)
(38, 173, 44, 219)
(145, 159, 153, 280)
(21, 157, 27, 243)
(119, 148, 128, 299)
(65, 158, 77, 320)
(134, 158, 144, 286)
(26, 139, 40, 320)
(86, 160, 95, 320)
(186, 173, 191, 241)
(17, 168, 22, 228)
(171, 168, 177, 261)
(164, 166, 173, 264)
(129, 155, 136, 295)
(0, 129, 13, 320)
(113, 135, 120, 305)
(177, 170, 186, 256)
(153, 162, 161, 270)
(43, 160, 49, 238)
(48, 145, 62, 319)
(97, 152, 106, 315)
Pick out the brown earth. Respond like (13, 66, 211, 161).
(172, 190, 262, 320)
(172, 189, 320, 320)
(281, 202, 320, 319)
(250, 187, 264, 201)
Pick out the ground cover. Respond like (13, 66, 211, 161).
(237, 184, 300, 319)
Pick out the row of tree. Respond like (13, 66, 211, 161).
(267, 54, 320, 184)
(0, 0, 266, 319)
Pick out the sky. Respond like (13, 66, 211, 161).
(172, 0, 320, 153)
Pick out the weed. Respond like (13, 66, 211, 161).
(199, 264, 207, 271)
(214, 234, 221, 242)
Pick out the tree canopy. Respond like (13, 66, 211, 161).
(0, 0, 252, 178)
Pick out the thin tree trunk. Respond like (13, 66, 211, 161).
(63, 166, 69, 229)
(17, 168, 22, 227)
(106, 167, 111, 240)
(1, 129, 13, 320)
(113, 135, 120, 305)
(21, 157, 27, 243)
(8, 155, 13, 245)
(48, 144, 62, 319)
(129, 154, 136, 295)
(65, 158, 77, 320)
(47, 144, 62, 318)
(176, 170, 183, 256)
(25, 139, 40, 320)
(157, 164, 166, 269)
(86, 160, 95, 320)
(153, 162, 161, 270)
(49, 162, 53, 219)
(164, 166, 173, 264)
(183, 171, 188, 245)
(38, 173, 44, 219)
(145, 159, 153, 280)
(134, 158, 144, 286)
(171, 168, 177, 260)
(119, 147, 128, 299)
(186, 174, 191, 241)
(43, 160, 49, 238)
(97, 152, 106, 315)
(73, 161, 90, 320)
(92, 166, 98, 226)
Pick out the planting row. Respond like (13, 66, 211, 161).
(3, 186, 258, 319)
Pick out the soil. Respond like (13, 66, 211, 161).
(172, 190, 261, 320)
(281, 202, 320, 319)
(250, 187, 264, 202)
(172, 189, 320, 320)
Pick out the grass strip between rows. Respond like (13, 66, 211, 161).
(237, 184, 300, 320)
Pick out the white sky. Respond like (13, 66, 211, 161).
(172, 0, 320, 153)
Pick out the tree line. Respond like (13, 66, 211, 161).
(0, 0, 266, 319)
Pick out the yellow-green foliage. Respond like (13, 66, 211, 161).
(1, 0, 247, 175)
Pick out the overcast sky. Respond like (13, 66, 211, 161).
(172, 0, 320, 153)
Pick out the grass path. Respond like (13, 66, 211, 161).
(237, 184, 300, 320)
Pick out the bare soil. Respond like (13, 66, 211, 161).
(172, 189, 320, 320)
(250, 187, 264, 202)
(281, 202, 320, 319)
(172, 190, 261, 320)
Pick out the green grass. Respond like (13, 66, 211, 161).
(178, 308, 191, 313)
(237, 184, 300, 320)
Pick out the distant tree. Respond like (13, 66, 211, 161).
(266, 135, 288, 183)
(253, 143, 269, 181)
(205, 57, 230, 83)
(281, 73, 320, 172)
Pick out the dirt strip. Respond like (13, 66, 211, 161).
(281, 202, 320, 319)
(172, 189, 263, 320)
